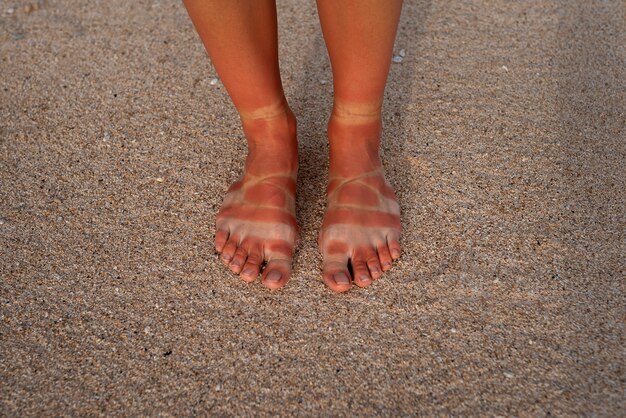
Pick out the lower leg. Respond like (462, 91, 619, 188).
(184, 0, 298, 288)
(316, 0, 403, 292)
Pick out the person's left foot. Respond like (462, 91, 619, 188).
(318, 112, 401, 292)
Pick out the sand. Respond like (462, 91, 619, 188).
(1, 0, 624, 415)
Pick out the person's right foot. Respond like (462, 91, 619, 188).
(215, 105, 299, 289)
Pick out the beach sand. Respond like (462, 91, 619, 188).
(1, 0, 624, 415)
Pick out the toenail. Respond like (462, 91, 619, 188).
(383, 262, 392, 269)
(360, 274, 371, 282)
(391, 249, 400, 258)
(333, 272, 350, 285)
(242, 268, 254, 277)
(266, 270, 282, 282)
(222, 254, 232, 261)
(231, 261, 240, 267)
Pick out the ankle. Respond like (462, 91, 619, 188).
(328, 147, 382, 177)
(331, 100, 382, 124)
(237, 102, 298, 174)
(240, 100, 297, 145)
(328, 109, 383, 176)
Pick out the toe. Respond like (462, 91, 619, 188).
(364, 248, 383, 279)
(352, 261, 372, 288)
(377, 243, 393, 272)
(221, 239, 238, 265)
(229, 247, 247, 274)
(351, 250, 373, 288)
(240, 246, 262, 282)
(261, 257, 291, 289)
(215, 229, 229, 253)
(322, 256, 352, 292)
(387, 233, 401, 260)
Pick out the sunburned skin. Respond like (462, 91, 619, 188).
(183, 0, 404, 292)
(215, 170, 298, 289)
(214, 109, 299, 289)
(318, 114, 401, 292)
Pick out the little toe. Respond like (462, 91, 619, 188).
(215, 229, 229, 253)
(221, 239, 238, 265)
(240, 247, 262, 282)
(387, 233, 401, 260)
(229, 247, 248, 274)
(377, 243, 393, 272)
(322, 258, 352, 292)
(261, 258, 291, 289)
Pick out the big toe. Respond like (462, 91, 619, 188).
(261, 258, 292, 290)
(322, 258, 352, 293)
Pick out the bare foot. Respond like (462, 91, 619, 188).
(318, 112, 401, 292)
(215, 106, 299, 289)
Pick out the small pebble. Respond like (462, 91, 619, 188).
(502, 65, 509, 72)
(210, 78, 219, 85)
(6, 8, 14, 14)
(24, 4, 39, 14)
(392, 55, 403, 63)
(503, 371, 514, 379)
(320, 79, 327, 85)
(399, 49, 406, 57)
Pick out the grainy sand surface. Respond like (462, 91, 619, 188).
(1, 0, 624, 415)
